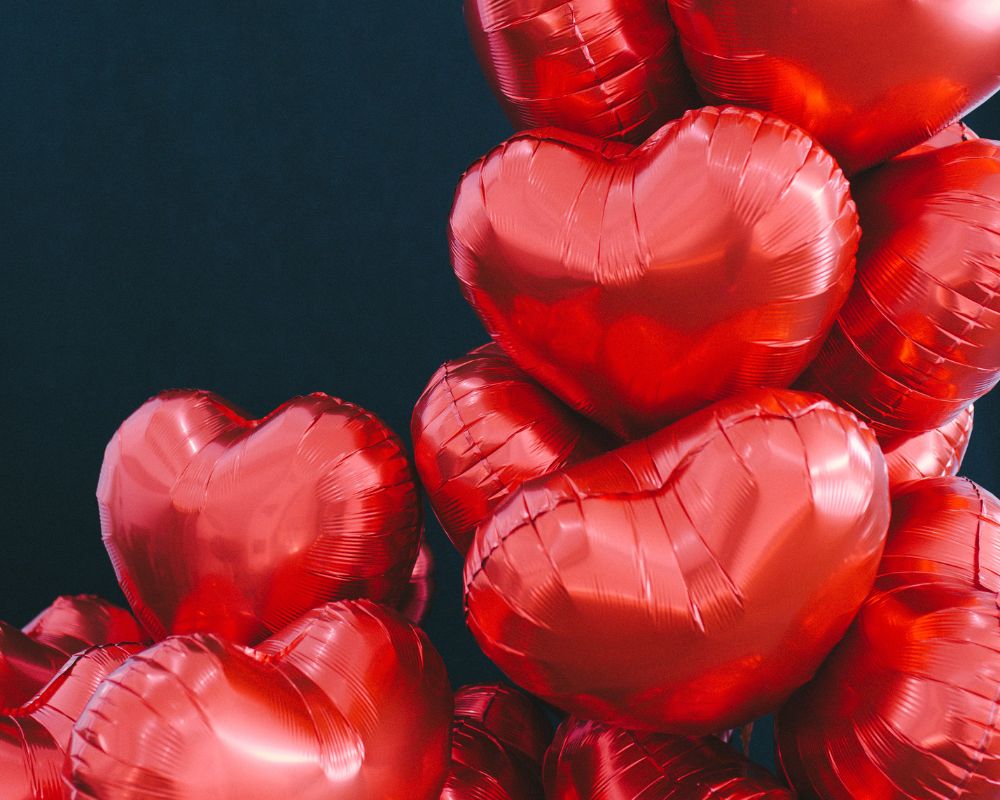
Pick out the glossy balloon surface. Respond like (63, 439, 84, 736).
(453, 684, 553, 767)
(465, 388, 890, 733)
(399, 539, 434, 626)
(777, 477, 1000, 799)
(99, 390, 423, 644)
(667, 0, 1000, 173)
(451, 107, 858, 439)
(884, 405, 974, 492)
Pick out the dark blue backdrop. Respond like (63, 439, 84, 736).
(1, 2, 997, 772)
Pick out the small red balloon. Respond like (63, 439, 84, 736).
(884, 405, 974, 492)
(454, 684, 553, 767)
(398, 538, 434, 625)
(777, 477, 1000, 799)
(99, 390, 423, 644)
(69, 600, 453, 800)
(451, 107, 859, 439)
(465, 388, 890, 733)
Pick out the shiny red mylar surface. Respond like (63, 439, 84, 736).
(884, 405, 974, 493)
(897, 121, 979, 159)
(464, 388, 890, 733)
(545, 718, 793, 799)
(412, 343, 611, 553)
(464, 0, 698, 143)
(777, 477, 1000, 799)
(454, 684, 553, 767)
(0, 643, 144, 800)
(98, 390, 423, 644)
(399, 539, 434, 625)
(69, 600, 453, 800)
(667, 0, 1000, 174)
(803, 140, 1000, 441)
(451, 106, 859, 440)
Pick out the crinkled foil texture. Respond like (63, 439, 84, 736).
(884, 405, 974, 492)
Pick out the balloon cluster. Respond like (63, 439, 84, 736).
(3, 2, 999, 798)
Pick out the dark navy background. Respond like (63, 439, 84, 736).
(1, 3, 998, 771)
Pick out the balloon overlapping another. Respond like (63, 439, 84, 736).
(399, 539, 435, 625)
(883, 405, 974, 493)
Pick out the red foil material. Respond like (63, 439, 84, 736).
(803, 139, 1000, 441)
(898, 121, 979, 159)
(451, 107, 859, 440)
(98, 390, 423, 645)
(777, 477, 1000, 799)
(464, 0, 698, 143)
(884, 405, 974, 492)
(0, 643, 145, 800)
(399, 539, 434, 625)
(545, 718, 793, 799)
(464, 388, 890, 733)
(69, 600, 453, 800)
(667, 0, 1000, 174)
(453, 684, 553, 767)
(412, 343, 611, 554)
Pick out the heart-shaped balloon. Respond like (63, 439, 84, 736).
(453, 684, 553, 768)
(776, 477, 1000, 799)
(666, 0, 1000, 173)
(412, 344, 612, 553)
(69, 600, 453, 800)
(98, 390, 423, 644)
(803, 139, 1000, 441)
(451, 107, 859, 439)
(398, 539, 434, 625)
(884, 405, 974, 492)
(545, 718, 794, 799)
(464, 0, 698, 143)
(465, 388, 890, 733)
(0, 643, 144, 800)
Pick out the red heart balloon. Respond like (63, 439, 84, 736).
(412, 343, 612, 554)
(451, 107, 859, 439)
(803, 139, 1000, 441)
(545, 718, 794, 799)
(464, 388, 890, 733)
(464, 0, 698, 143)
(453, 684, 553, 768)
(0, 643, 144, 800)
(667, 0, 1000, 174)
(69, 600, 453, 800)
(98, 390, 423, 644)
(884, 405, 974, 493)
(776, 477, 1000, 799)
(398, 538, 434, 625)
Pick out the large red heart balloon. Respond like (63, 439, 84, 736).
(666, 0, 1000, 174)
(98, 390, 423, 644)
(545, 718, 793, 799)
(803, 139, 1000, 441)
(464, 0, 698, 143)
(451, 107, 859, 439)
(464, 388, 890, 733)
(0, 643, 144, 800)
(412, 343, 612, 554)
(69, 600, 453, 800)
(776, 477, 1000, 799)
(884, 405, 974, 493)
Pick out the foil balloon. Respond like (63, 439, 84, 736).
(884, 405, 974, 492)
(451, 106, 859, 439)
(464, 388, 890, 733)
(412, 343, 612, 553)
(666, 0, 1000, 174)
(464, 0, 698, 143)
(69, 600, 453, 800)
(398, 538, 434, 625)
(803, 139, 1000, 441)
(897, 121, 979, 159)
(545, 718, 794, 799)
(98, 390, 423, 644)
(0, 643, 144, 800)
(453, 684, 553, 767)
(777, 477, 1000, 799)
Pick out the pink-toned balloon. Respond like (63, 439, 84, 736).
(398, 539, 434, 625)
(99, 390, 423, 645)
(667, 0, 1000, 173)
(464, 0, 698, 143)
(451, 107, 859, 439)
(777, 477, 1000, 799)
(69, 600, 453, 800)
(883, 405, 974, 491)
(465, 388, 890, 733)
(412, 344, 612, 554)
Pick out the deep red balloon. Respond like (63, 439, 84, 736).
(412, 343, 612, 554)
(464, 0, 698, 143)
(0, 643, 144, 800)
(803, 139, 1000, 441)
(69, 600, 453, 800)
(884, 405, 974, 492)
(465, 388, 890, 733)
(454, 684, 553, 767)
(777, 477, 1000, 799)
(667, 0, 1000, 174)
(451, 107, 859, 439)
(399, 538, 434, 625)
(545, 718, 793, 799)
(98, 390, 423, 644)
